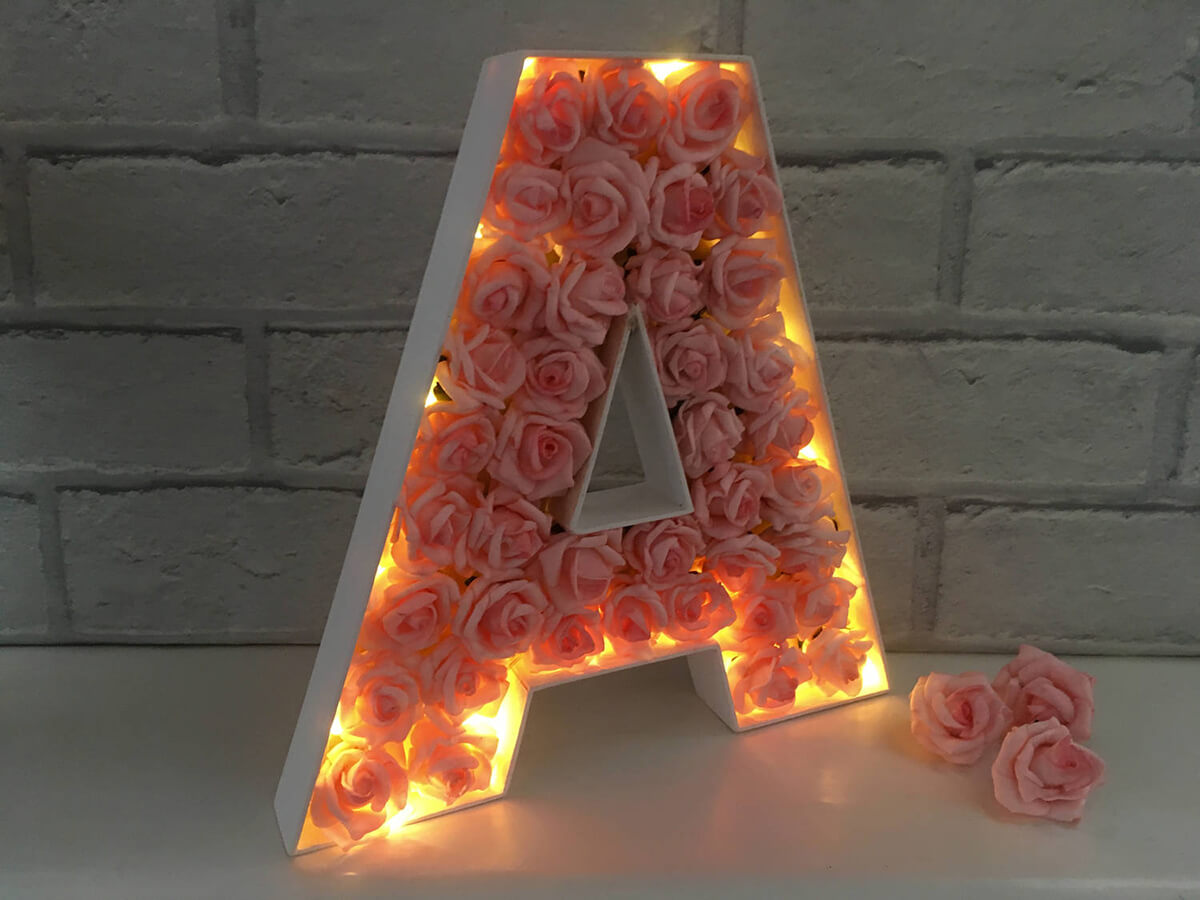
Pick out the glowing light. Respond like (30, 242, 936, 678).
(329, 716, 342, 737)
(474, 224, 484, 239)
(859, 656, 887, 694)
(521, 56, 537, 78)
(798, 445, 820, 461)
(647, 59, 692, 81)
(425, 382, 439, 407)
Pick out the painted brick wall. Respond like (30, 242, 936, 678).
(2, 1, 1199, 653)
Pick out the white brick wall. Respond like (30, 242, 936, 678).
(0, 0, 1198, 652)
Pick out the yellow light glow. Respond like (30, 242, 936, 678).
(646, 59, 692, 81)
(798, 445, 820, 461)
(859, 656, 887, 694)
(329, 716, 342, 737)
(521, 56, 537, 77)
(474, 224, 484, 239)
(424, 382, 439, 407)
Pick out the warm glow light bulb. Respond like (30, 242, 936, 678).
(424, 383, 439, 407)
(647, 59, 692, 81)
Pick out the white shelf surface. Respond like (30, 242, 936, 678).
(1, 646, 1196, 899)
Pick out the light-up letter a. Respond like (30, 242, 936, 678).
(276, 52, 889, 855)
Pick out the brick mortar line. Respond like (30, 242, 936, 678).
(911, 498, 946, 633)
(715, 0, 747, 54)
(216, 0, 259, 119)
(241, 314, 274, 466)
(934, 150, 974, 308)
(32, 476, 72, 640)
(0, 307, 411, 330)
(1148, 348, 1198, 484)
(1, 146, 35, 305)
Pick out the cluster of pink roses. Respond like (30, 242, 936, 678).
(909, 645, 1105, 823)
(309, 58, 872, 848)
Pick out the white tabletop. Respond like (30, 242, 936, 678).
(1, 646, 1195, 899)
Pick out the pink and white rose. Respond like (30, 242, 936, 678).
(464, 486, 551, 578)
(514, 333, 607, 418)
(648, 162, 714, 251)
(508, 69, 587, 165)
(453, 576, 549, 661)
(806, 627, 873, 697)
(704, 237, 785, 330)
(622, 517, 705, 588)
(360, 572, 457, 655)
(555, 137, 654, 259)
(488, 408, 591, 501)
(728, 586, 797, 648)
(794, 576, 855, 630)
(413, 401, 499, 479)
(624, 247, 705, 324)
(545, 249, 628, 347)
(690, 461, 771, 539)
(309, 743, 408, 845)
(535, 530, 624, 613)
(338, 655, 422, 746)
(729, 644, 812, 714)
(723, 313, 798, 412)
(660, 63, 749, 165)
(419, 638, 510, 722)
(909, 671, 1013, 765)
(459, 237, 552, 331)
(530, 608, 604, 667)
(993, 645, 1096, 741)
(741, 388, 816, 458)
(661, 572, 737, 642)
(436, 324, 526, 410)
(702, 533, 780, 594)
(706, 149, 783, 237)
(400, 475, 481, 573)
(483, 162, 571, 241)
(763, 512, 851, 578)
(407, 719, 498, 805)
(652, 316, 731, 402)
(672, 391, 744, 478)
(603, 575, 669, 655)
(991, 718, 1105, 822)
(586, 60, 668, 154)
(760, 450, 830, 530)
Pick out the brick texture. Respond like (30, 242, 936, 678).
(29, 155, 452, 308)
(0, 497, 49, 635)
(939, 507, 1200, 647)
(257, 0, 719, 125)
(60, 488, 358, 638)
(0, 187, 10, 304)
(820, 340, 1162, 487)
(0, 332, 248, 470)
(782, 162, 944, 311)
(1182, 359, 1200, 484)
(852, 504, 918, 639)
(0, 0, 219, 121)
(746, 0, 1199, 142)
(965, 162, 1200, 316)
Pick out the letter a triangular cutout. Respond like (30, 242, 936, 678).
(277, 52, 889, 856)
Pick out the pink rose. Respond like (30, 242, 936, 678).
(909, 671, 1014, 765)
(991, 718, 1105, 822)
(309, 742, 408, 845)
(586, 60, 668, 154)
(407, 719, 498, 805)
(672, 391, 744, 478)
(555, 138, 653, 259)
(723, 313, 798, 413)
(648, 162, 714, 251)
(436, 324, 526, 410)
(729, 644, 812, 715)
(514, 333, 607, 418)
(453, 576, 549, 660)
(795, 576, 855, 630)
(535, 530, 624, 613)
(662, 572, 736, 642)
(706, 149, 783, 238)
(508, 69, 587, 165)
(483, 162, 571, 242)
(459, 237, 552, 331)
(360, 572, 457, 655)
(993, 645, 1096, 741)
(660, 63, 749, 165)
(603, 575, 669, 655)
(413, 400, 499, 479)
(704, 237, 785, 330)
(624, 247, 705, 324)
(418, 638, 509, 723)
(545, 249, 628, 347)
(400, 475, 481, 573)
(760, 450, 830, 530)
(806, 627, 873, 697)
(652, 317, 731, 402)
(338, 654, 422, 745)
(530, 608, 604, 667)
(742, 388, 817, 458)
(488, 408, 591, 501)
(622, 517, 704, 587)
(728, 586, 797, 648)
(464, 486, 551, 578)
(702, 533, 780, 594)
(763, 511, 851, 578)
(690, 461, 771, 539)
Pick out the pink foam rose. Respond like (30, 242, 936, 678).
(660, 63, 749, 165)
(418, 638, 510, 723)
(545, 248, 628, 347)
(723, 313, 798, 413)
(360, 572, 457, 655)
(910, 671, 1014, 765)
(530, 608, 604, 667)
(586, 60, 668, 154)
(993, 645, 1096, 741)
(702, 533, 780, 594)
(648, 162, 715, 251)
(413, 400, 499, 478)
(661, 572, 737, 642)
(761, 450, 830, 530)
(603, 575, 669, 656)
(483, 161, 571, 242)
(705, 149, 784, 238)
(622, 517, 705, 588)
(673, 391, 744, 478)
(742, 388, 817, 458)
(309, 742, 408, 846)
(460, 237, 552, 332)
(436, 323, 526, 410)
(653, 317, 732, 402)
(729, 644, 812, 715)
(624, 247, 705, 324)
(406, 719, 498, 806)
(991, 718, 1105, 822)
(400, 475, 481, 573)
(704, 237, 785, 330)
(464, 485, 551, 578)
(806, 627, 873, 697)
(728, 585, 797, 648)
(338, 654, 422, 746)
(514, 333, 607, 418)
(453, 576, 549, 661)
(762, 509, 851, 578)
(488, 408, 591, 501)
(508, 69, 587, 165)
(690, 461, 771, 539)
(535, 530, 624, 613)
(795, 576, 855, 630)
(555, 138, 654, 259)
